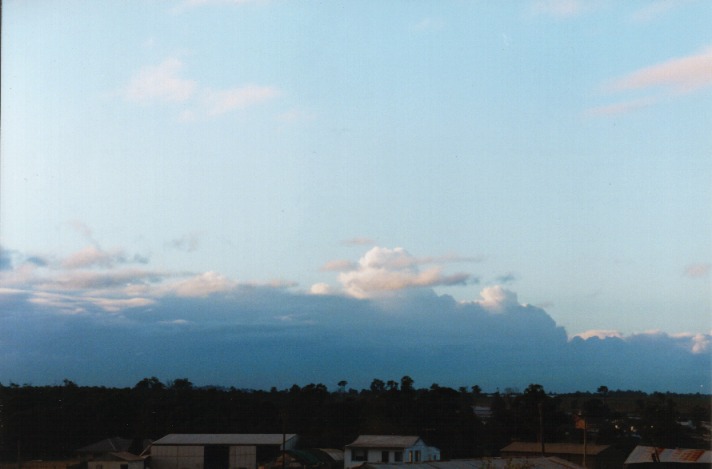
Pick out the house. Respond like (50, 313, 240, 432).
(500, 442, 625, 469)
(87, 452, 146, 469)
(265, 448, 344, 469)
(344, 436, 439, 469)
(624, 445, 712, 468)
(147, 434, 299, 469)
(77, 438, 149, 460)
(359, 457, 584, 469)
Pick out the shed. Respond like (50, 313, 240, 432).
(500, 442, 623, 469)
(148, 434, 298, 469)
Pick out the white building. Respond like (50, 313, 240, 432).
(344, 435, 440, 469)
(148, 434, 299, 469)
(88, 452, 146, 469)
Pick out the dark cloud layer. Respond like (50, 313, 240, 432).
(0, 286, 708, 392)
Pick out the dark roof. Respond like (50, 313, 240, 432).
(77, 437, 133, 454)
(501, 442, 611, 456)
(346, 435, 422, 449)
(361, 457, 583, 469)
(98, 452, 147, 462)
(152, 434, 297, 446)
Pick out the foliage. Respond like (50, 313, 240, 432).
(0, 380, 709, 461)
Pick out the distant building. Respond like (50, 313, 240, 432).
(360, 458, 584, 469)
(87, 452, 146, 469)
(500, 442, 624, 469)
(344, 435, 439, 469)
(265, 448, 344, 469)
(147, 434, 298, 469)
(77, 437, 148, 460)
(624, 445, 712, 468)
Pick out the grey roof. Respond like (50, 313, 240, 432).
(346, 435, 423, 449)
(501, 442, 611, 456)
(361, 457, 584, 469)
(624, 446, 712, 464)
(317, 449, 345, 461)
(77, 437, 133, 453)
(152, 434, 297, 446)
(104, 452, 147, 462)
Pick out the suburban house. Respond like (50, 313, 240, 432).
(86, 452, 146, 469)
(359, 458, 584, 469)
(77, 437, 150, 460)
(146, 434, 299, 469)
(624, 445, 712, 467)
(500, 442, 625, 469)
(344, 436, 439, 469)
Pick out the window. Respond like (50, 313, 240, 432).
(394, 452, 403, 462)
(381, 451, 389, 462)
(414, 451, 421, 462)
(352, 449, 367, 462)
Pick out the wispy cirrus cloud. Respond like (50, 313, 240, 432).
(588, 46, 712, 116)
(607, 46, 712, 94)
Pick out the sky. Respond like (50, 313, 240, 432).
(1, 0, 711, 393)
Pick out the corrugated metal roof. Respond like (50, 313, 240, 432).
(316, 449, 345, 461)
(361, 457, 584, 469)
(346, 435, 422, 448)
(501, 442, 611, 456)
(152, 434, 297, 446)
(624, 446, 712, 464)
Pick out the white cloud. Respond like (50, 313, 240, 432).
(411, 17, 445, 32)
(585, 97, 656, 117)
(337, 246, 470, 298)
(123, 58, 281, 119)
(203, 85, 280, 116)
(631, 0, 690, 22)
(683, 263, 711, 278)
(475, 285, 519, 312)
(61, 246, 145, 269)
(124, 58, 197, 103)
(589, 46, 712, 116)
(169, 271, 238, 297)
(321, 259, 357, 272)
(572, 329, 624, 340)
(342, 237, 376, 246)
(309, 283, 335, 295)
(608, 46, 712, 94)
(531, 0, 592, 18)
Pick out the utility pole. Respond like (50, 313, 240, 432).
(538, 402, 545, 456)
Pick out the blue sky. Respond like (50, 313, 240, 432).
(1, 0, 711, 392)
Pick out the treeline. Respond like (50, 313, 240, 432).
(0, 377, 709, 461)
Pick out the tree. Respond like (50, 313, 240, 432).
(370, 379, 385, 393)
(400, 375, 414, 393)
